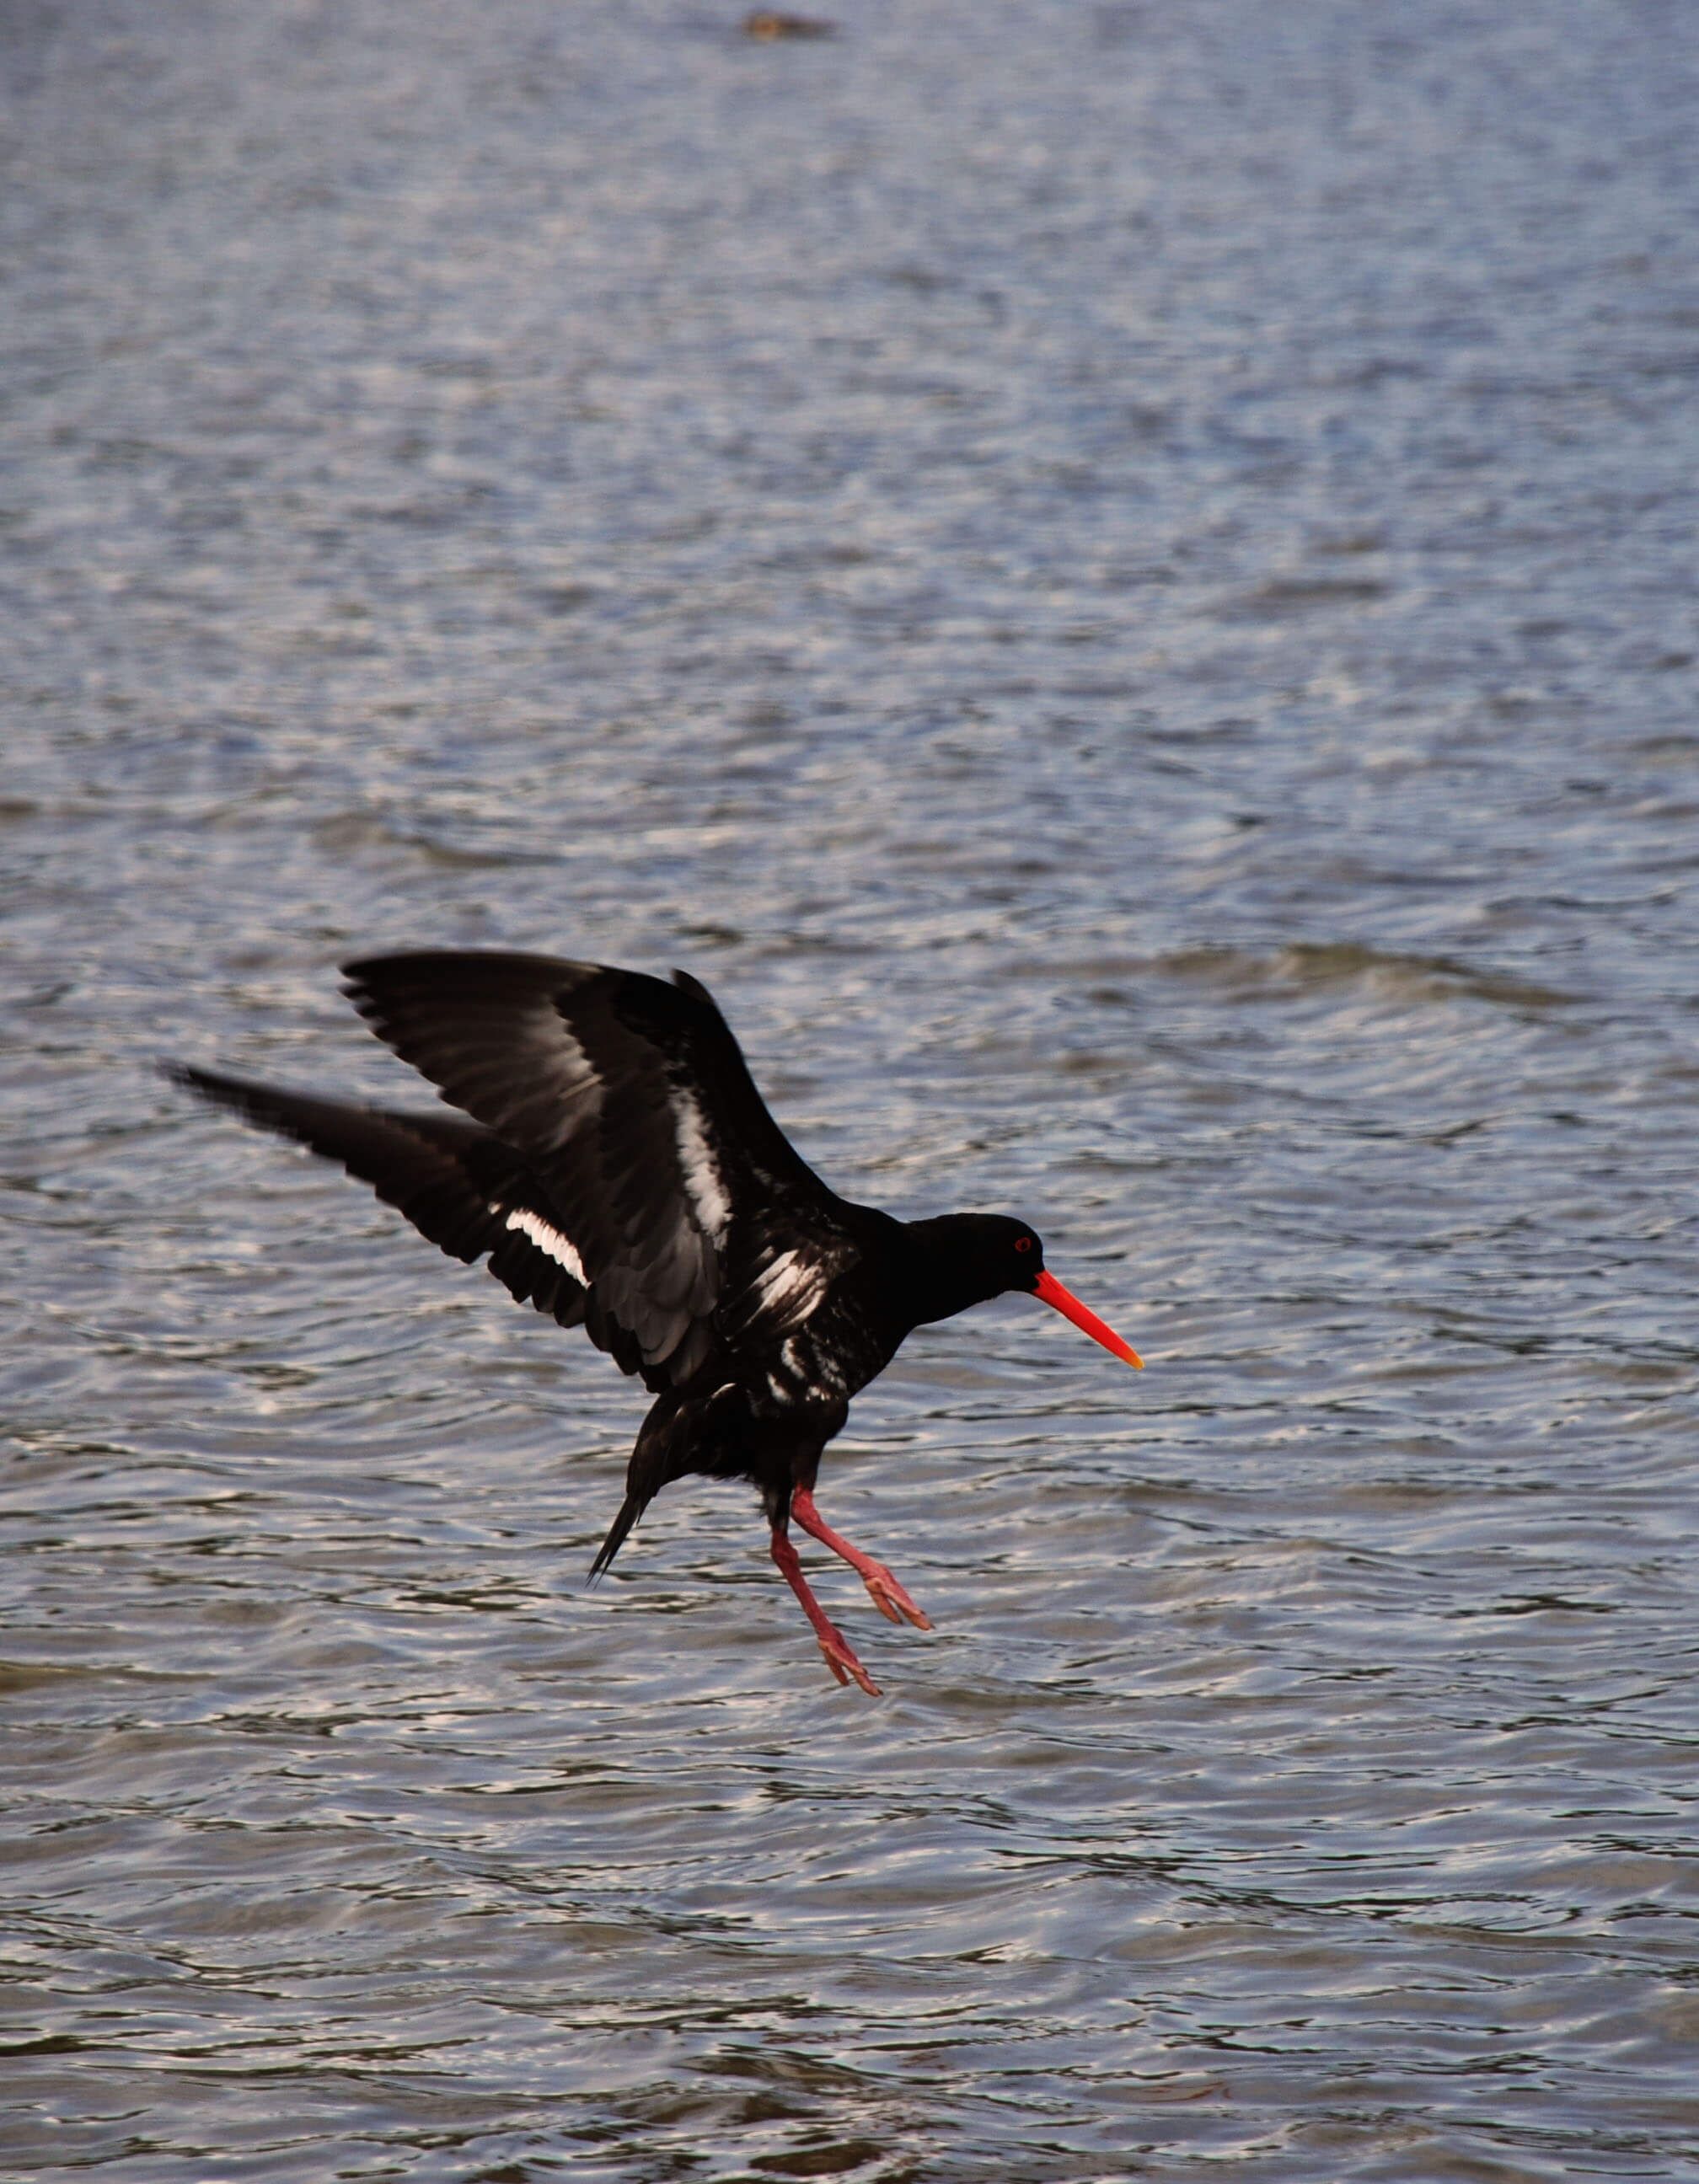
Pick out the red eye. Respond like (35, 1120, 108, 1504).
(1014, 1236, 1032, 1253)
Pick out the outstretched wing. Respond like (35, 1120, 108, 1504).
(339, 951, 846, 1389)
(167, 1066, 594, 1327)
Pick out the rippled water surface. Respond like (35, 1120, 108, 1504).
(6, 3, 1699, 2177)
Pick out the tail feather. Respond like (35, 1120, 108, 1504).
(588, 1491, 647, 1582)
(588, 1383, 752, 1582)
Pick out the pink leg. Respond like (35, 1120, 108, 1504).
(791, 1487, 933, 1631)
(769, 1527, 881, 1695)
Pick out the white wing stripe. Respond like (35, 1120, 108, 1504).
(500, 1206, 588, 1286)
(752, 1248, 827, 1319)
(673, 1091, 732, 1245)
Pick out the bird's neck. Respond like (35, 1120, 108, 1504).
(895, 1213, 1011, 1329)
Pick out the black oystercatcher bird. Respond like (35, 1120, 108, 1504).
(172, 952, 1140, 1694)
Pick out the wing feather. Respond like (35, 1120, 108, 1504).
(338, 951, 835, 1387)
(169, 1066, 592, 1328)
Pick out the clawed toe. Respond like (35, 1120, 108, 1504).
(818, 1628, 881, 1696)
(863, 1566, 933, 1630)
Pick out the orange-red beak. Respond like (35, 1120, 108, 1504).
(1033, 1268, 1142, 1368)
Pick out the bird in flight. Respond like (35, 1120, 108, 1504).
(173, 952, 1140, 1694)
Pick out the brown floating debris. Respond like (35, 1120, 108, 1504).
(743, 11, 837, 38)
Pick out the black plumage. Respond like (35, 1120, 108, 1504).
(172, 950, 1139, 1694)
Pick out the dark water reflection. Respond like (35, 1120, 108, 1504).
(5, 3, 1699, 2177)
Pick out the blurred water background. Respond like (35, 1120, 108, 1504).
(5, 3, 1699, 2177)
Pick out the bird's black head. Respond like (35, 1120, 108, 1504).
(903, 1211, 1142, 1367)
(905, 1212, 1047, 1318)
(982, 1214, 1048, 1296)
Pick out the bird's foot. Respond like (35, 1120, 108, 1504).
(789, 1486, 933, 1633)
(771, 1523, 882, 1697)
(817, 1621, 881, 1696)
(859, 1561, 933, 1630)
